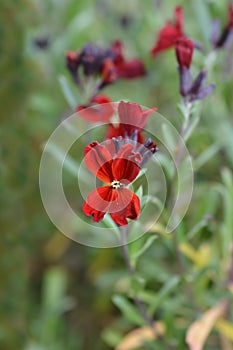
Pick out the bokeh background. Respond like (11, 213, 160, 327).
(1, 0, 233, 349)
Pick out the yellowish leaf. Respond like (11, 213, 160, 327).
(228, 284, 233, 294)
(116, 322, 165, 350)
(216, 318, 233, 342)
(186, 301, 228, 350)
(179, 243, 211, 268)
(147, 222, 167, 235)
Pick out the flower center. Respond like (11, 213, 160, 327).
(111, 180, 122, 189)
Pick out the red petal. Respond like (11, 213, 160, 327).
(116, 59, 146, 79)
(77, 97, 114, 123)
(83, 186, 117, 222)
(110, 188, 140, 226)
(90, 95, 112, 104)
(175, 6, 183, 32)
(112, 144, 141, 183)
(105, 124, 121, 140)
(111, 40, 124, 64)
(101, 59, 118, 84)
(118, 101, 156, 130)
(175, 36, 194, 68)
(151, 6, 184, 56)
(84, 142, 113, 183)
(118, 101, 144, 128)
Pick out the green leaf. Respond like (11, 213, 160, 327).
(131, 235, 158, 267)
(161, 123, 177, 151)
(147, 276, 181, 315)
(112, 295, 145, 326)
(194, 143, 221, 170)
(42, 267, 67, 312)
(59, 75, 78, 109)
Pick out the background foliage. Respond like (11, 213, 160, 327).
(1, 0, 233, 349)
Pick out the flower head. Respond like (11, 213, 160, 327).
(66, 41, 146, 91)
(83, 141, 142, 226)
(151, 6, 184, 56)
(175, 38, 215, 101)
(105, 101, 157, 143)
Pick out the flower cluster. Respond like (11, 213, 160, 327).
(150, 5, 217, 101)
(66, 40, 145, 96)
(82, 102, 158, 226)
(64, 4, 233, 226)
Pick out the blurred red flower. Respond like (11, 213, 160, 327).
(83, 141, 142, 226)
(175, 36, 194, 69)
(151, 6, 184, 56)
(76, 95, 114, 123)
(66, 41, 146, 89)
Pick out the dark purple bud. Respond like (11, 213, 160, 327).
(178, 67, 192, 96)
(140, 144, 158, 167)
(215, 27, 233, 48)
(144, 138, 152, 148)
(211, 20, 221, 46)
(34, 36, 50, 50)
(80, 43, 105, 76)
(190, 83, 215, 102)
(190, 69, 207, 95)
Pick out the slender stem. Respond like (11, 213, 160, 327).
(120, 226, 155, 329)
(172, 100, 199, 311)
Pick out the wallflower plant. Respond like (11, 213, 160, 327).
(61, 4, 233, 347)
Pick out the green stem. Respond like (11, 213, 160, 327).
(172, 100, 200, 311)
(120, 226, 155, 329)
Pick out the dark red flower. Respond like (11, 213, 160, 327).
(227, 3, 233, 29)
(110, 40, 146, 78)
(115, 59, 146, 79)
(105, 101, 157, 143)
(175, 37, 194, 69)
(151, 6, 184, 56)
(65, 51, 80, 73)
(76, 95, 114, 123)
(83, 142, 141, 226)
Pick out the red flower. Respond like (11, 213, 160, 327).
(65, 51, 80, 73)
(115, 59, 146, 79)
(175, 37, 194, 68)
(76, 95, 114, 123)
(100, 41, 146, 87)
(105, 101, 157, 143)
(227, 3, 233, 29)
(151, 6, 184, 56)
(83, 141, 141, 226)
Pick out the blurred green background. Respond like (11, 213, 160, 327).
(1, 0, 233, 349)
